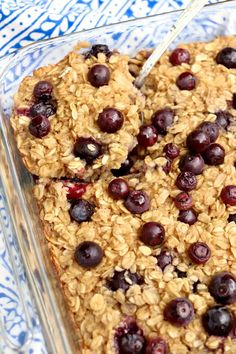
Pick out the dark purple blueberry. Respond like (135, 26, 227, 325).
(74, 137, 102, 164)
(65, 182, 88, 200)
(233, 93, 236, 109)
(163, 157, 172, 175)
(163, 143, 180, 160)
(202, 306, 235, 336)
(87, 64, 110, 87)
(169, 48, 190, 66)
(175, 171, 197, 191)
(187, 130, 210, 153)
(145, 337, 168, 354)
(97, 107, 124, 133)
(164, 298, 194, 327)
(118, 333, 146, 354)
(176, 72, 196, 90)
(69, 199, 95, 223)
(156, 249, 173, 271)
(216, 47, 236, 69)
(85, 44, 112, 59)
(221, 186, 236, 206)
(139, 222, 165, 247)
(209, 272, 236, 305)
(29, 101, 56, 118)
(115, 320, 146, 354)
(151, 108, 174, 135)
(124, 190, 150, 214)
(28, 115, 50, 138)
(74, 241, 103, 268)
(228, 214, 236, 223)
(111, 155, 134, 177)
(178, 208, 198, 225)
(107, 270, 144, 292)
(108, 178, 129, 200)
(188, 242, 211, 264)
(215, 111, 232, 130)
(179, 153, 204, 175)
(137, 125, 157, 147)
(198, 121, 219, 143)
(202, 143, 225, 166)
(174, 192, 193, 211)
(33, 80, 53, 101)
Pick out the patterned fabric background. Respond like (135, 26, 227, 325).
(0, 0, 223, 353)
(0, 0, 220, 58)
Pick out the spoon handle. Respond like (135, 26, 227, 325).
(134, 0, 209, 88)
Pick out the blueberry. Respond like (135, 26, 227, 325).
(163, 143, 180, 160)
(85, 44, 112, 59)
(202, 306, 235, 336)
(137, 125, 157, 147)
(139, 222, 165, 247)
(145, 337, 168, 354)
(98, 107, 124, 133)
(169, 48, 190, 66)
(221, 185, 236, 206)
(87, 64, 110, 87)
(197, 121, 219, 143)
(151, 108, 174, 135)
(187, 130, 210, 153)
(111, 155, 134, 177)
(179, 153, 204, 175)
(164, 298, 194, 326)
(115, 320, 146, 354)
(215, 111, 232, 130)
(28, 115, 50, 138)
(216, 47, 236, 69)
(202, 143, 225, 166)
(174, 192, 193, 211)
(29, 101, 56, 118)
(107, 270, 144, 292)
(175, 171, 197, 191)
(188, 242, 211, 264)
(209, 272, 236, 305)
(108, 178, 129, 200)
(162, 157, 172, 175)
(178, 208, 198, 225)
(69, 199, 95, 223)
(74, 137, 102, 164)
(124, 190, 150, 214)
(33, 81, 53, 101)
(156, 249, 173, 271)
(74, 241, 103, 268)
(176, 72, 196, 90)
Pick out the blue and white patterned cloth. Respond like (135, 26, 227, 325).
(0, 1, 222, 353)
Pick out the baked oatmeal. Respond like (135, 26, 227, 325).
(11, 43, 144, 180)
(13, 37, 236, 353)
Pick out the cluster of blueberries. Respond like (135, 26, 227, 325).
(19, 43, 236, 353)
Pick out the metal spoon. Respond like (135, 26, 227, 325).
(134, 0, 209, 88)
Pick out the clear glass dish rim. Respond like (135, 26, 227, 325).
(0, 0, 236, 353)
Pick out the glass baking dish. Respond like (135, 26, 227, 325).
(0, 1, 236, 352)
